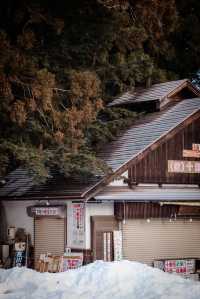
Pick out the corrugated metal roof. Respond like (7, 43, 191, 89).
(95, 186, 200, 202)
(98, 98, 200, 172)
(108, 79, 192, 107)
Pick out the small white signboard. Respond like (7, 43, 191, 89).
(168, 160, 200, 174)
(168, 143, 200, 174)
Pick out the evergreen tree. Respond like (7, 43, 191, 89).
(0, 0, 199, 181)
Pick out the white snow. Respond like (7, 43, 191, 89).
(0, 260, 200, 299)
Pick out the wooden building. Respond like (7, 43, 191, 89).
(0, 79, 200, 268)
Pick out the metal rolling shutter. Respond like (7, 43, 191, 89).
(122, 219, 200, 266)
(34, 217, 65, 263)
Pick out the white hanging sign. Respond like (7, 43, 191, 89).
(67, 203, 85, 249)
(27, 206, 66, 218)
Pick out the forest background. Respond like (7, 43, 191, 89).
(0, 0, 200, 182)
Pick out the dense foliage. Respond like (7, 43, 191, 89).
(0, 0, 199, 181)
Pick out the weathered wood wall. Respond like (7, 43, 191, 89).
(128, 116, 200, 185)
(115, 203, 200, 220)
(114, 202, 179, 220)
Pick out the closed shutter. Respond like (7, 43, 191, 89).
(122, 219, 200, 266)
(34, 217, 65, 263)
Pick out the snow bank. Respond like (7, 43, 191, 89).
(0, 260, 200, 299)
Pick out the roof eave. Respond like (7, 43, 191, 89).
(0, 194, 86, 201)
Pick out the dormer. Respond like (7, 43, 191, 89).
(108, 79, 200, 112)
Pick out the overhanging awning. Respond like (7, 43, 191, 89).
(161, 201, 200, 206)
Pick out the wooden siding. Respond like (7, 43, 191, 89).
(128, 116, 200, 185)
(115, 202, 179, 220)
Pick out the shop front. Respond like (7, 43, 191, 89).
(93, 184, 200, 266)
(1, 201, 89, 270)
(1, 199, 117, 269)
(27, 205, 67, 266)
(1, 83, 200, 272)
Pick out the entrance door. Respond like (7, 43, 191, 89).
(95, 231, 114, 261)
(122, 219, 200, 265)
(34, 217, 65, 265)
(91, 216, 118, 261)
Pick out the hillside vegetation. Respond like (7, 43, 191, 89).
(0, 0, 200, 181)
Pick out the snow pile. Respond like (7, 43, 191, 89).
(0, 260, 200, 299)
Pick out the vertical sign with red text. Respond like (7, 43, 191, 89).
(67, 203, 85, 249)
